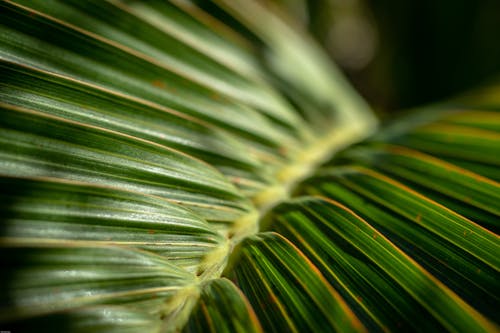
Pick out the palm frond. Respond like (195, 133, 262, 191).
(0, 0, 498, 332)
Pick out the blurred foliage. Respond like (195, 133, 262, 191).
(270, 0, 500, 114)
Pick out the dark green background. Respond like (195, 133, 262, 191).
(313, 0, 500, 113)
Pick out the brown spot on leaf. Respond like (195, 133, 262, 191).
(152, 80, 165, 88)
(268, 292, 279, 304)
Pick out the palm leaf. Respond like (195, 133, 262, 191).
(0, 0, 498, 332)
(226, 232, 365, 333)
(183, 278, 262, 333)
(269, 197, 495, 332)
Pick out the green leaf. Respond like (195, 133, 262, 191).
(0, 60, 274, 196)
(15, 0, 306, 134)
(119, 0, 262, 80)
(0, 0, 306, 153)
(7, 306, 162, 333)
(211, 0, 377, 134)
(227, 232, 365, 333)
(5, 0, 496, 332)
(0, 244, 197, 324)
(0, 0, 378, 329)
(270, 197, 497, 332)
(330, 144, 500, 230)
(0, 176, 226, 273)
(439, 110, 500, 132)
(394, 122, 500, 166)
(183, 278, 262, 333)
(0, 103, 253, 226)
(372, 109, 500, 180)
(300, 167, 499, 323)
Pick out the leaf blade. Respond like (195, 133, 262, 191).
(270, 197, 497, 332)
(228, 232, 365, 333)
(183, 278, 262, 333)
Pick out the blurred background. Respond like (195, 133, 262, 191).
(271, 0, 500, 117)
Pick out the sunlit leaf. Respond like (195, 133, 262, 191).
(0, 244, 197, 326)
(330, 144, 500, 230)
(1, 0, 497, 332)
(6, 306, 162, 333)
(270, 197, 496, 332)
(227, 232, 365, 333)
(0, 176, 227, 273)
(300, 166, 499, 323)
(0, 60, 274, 196)
(0, 103, 253, 226)
(183, 278, 262, 333)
